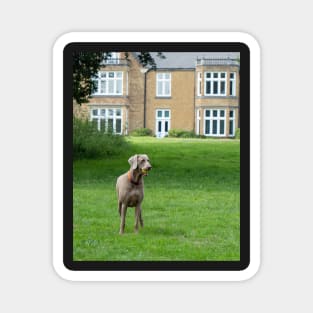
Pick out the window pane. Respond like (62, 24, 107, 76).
(213, 110, 218, 117)
(164, 73, 170, 79)
(100, 72, 106, 78)
(220, 81, 225, 94)
(116, 72, 122, 78)
(165, 121, 168, 132)
(164, 81, 170, 95)
(108, 119, 114, 132)
(206, 81, 211, 94)
(109, 72, 114, 78)
(108, 109, 114, 116)
(221, 72, 226, 78)
(108, 80, 114, 93)
(220, 110, 225, 117)
(205, 120, 210, 134)
(213, 73, 218, 78)
(157, 81, 162, 95)
(164, 110, 170, 118)
(205, 110, 210, 117)
(220, 120, 225, 135)
(213, 81, 218, 94)
(92, 109, 98, 116)
(213, 120, 218, 134)
(230, 73, 234, 79)
(157, 110, 162, 118)
(229, 110, 234, 118)
(116, 109, 121, 116)
(116, 119, 122, 133)
(158, 121, 162, 132)
(206, 73, 211, 78)
(100, 119, 106, 131)
(116, 79, 122, 94)
(100, 81, 106, 93)
(229, 120, 234, 135)
(230, 81, 233, 95)
(101, 109, 106, 116)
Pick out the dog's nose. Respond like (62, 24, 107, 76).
(148, 166, 152, 170)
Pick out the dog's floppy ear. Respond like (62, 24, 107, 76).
(128, 154, 138, 170)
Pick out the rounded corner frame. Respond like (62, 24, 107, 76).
(53, 31, 261, 282)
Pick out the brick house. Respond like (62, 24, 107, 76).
(74, 52, 240, 137)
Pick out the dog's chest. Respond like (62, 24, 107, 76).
(125, 186, 144, 207)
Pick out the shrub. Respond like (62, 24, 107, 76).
(168, 129, 197, 138)
(235, 128, 240, 139)
(130, 128, 153, 136)
(73, 117, 129, 159)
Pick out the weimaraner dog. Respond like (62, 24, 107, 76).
(116, 154, 152, 234)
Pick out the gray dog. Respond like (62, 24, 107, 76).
(116, 154, 152, 234)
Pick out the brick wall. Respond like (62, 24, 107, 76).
(145, 70, 195, 134)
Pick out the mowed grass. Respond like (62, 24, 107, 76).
(73, 137, 240, 261)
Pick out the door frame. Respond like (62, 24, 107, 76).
(155, 109, 171, 137)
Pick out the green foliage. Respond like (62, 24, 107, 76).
(72, 52, 105, 105)
(235, 128, 240, 139)
(73, 117, 128, 159)
(130, 127, 153, 136)
(136, 52, 165, 69)
(168, 129, 197, 138)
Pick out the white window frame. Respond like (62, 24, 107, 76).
(229, 109, 236, 137)
(156, 73, 171, 97)
(90, 107, 123, 134)
(229, 72, 236, 96)
(93, 71, 123, 96)
(203, 109, 226, 136)
(204, 72, 227, 96)
(126, 71, 129, 96)
(155, 109, 171, 137)
(196, 109, 201, 135)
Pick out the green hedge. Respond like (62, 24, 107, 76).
(130, 128, 153, 136)
(73, 117, 128, 159)
(168, 129, 197, 138)
(235, 128, 240, 139)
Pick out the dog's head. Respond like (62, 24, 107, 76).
(128, 154, 152, 176)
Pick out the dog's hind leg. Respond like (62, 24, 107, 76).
(139, 210, 144, 228)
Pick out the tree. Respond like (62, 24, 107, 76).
(73, 52, 165, 104)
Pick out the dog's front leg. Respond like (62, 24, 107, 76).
(119, 203, 127, 235)
(134, 205, 142, 233)
(118, 201, 122, 216)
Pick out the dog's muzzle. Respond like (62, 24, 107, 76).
(141, 167, 152, 176)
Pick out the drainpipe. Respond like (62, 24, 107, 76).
(140, 67, 150, 128)
(193, 70, 196, 133)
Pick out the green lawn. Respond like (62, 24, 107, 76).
(73, 137, 240, 261)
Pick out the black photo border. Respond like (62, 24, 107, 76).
(63, 42, 250, 271)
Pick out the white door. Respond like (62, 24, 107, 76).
(156, 109, 171, 138)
